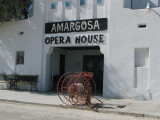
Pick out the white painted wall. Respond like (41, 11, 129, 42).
(108, 0, 160, 100)
(0, 0, 45, 90)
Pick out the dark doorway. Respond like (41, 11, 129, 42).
(52, 54, 65, 91)
(59, 54, 65, 75)
(83, 55, 104, 95)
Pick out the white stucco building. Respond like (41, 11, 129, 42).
(0, 0, 160, 101)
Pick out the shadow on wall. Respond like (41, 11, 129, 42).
(50, 0, 99, 21)
(0, 1, 45, 74)
(152, 8, 160, 18)
(149, 0, 159, 8)
(105, 64, 152, 100)
(105, 65, 133, 99)
(0, 39, 15, 74)
(124, 0, 160, 9)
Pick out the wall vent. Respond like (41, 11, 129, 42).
(138, 24, 146, 28)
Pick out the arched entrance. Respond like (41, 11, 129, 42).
(49, 46, 104, 95)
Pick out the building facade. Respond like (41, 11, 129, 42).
(0, 0, 160, 101)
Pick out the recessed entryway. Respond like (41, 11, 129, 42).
(49, 46, 104, 95)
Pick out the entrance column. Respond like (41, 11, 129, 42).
(40, 47, 54, 91)
(100, 44, 108, 96)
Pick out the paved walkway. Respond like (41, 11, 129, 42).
(0, 90, 160, 119)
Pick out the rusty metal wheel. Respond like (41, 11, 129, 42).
(57, 72, 96, 106)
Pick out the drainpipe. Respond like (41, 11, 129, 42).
(148, 89, 152, 100)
